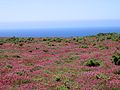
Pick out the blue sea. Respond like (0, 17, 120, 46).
(0, 27, 120, 37)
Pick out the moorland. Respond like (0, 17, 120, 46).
(0, 33, 120, 90)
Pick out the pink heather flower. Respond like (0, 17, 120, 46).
(80, 54, 89, 60)
(0, 82, 3, 87)
(19, 83, 47, 90)
(107, 79, 120, 88)
(36, 60, 53, 66)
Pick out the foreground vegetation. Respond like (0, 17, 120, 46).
(0, 33, 120, 90)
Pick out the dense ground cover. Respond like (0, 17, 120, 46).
(0, 33, 120, 90)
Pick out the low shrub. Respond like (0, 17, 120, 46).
(54, 75, 61, 82)
(114, 70, 120, 75)
(29, 50, 33, 52)
(57, 85, 69, 90)
(0, 55, 9, 58)
(19, 43, 24, 46)
(0, 42, 4, 45)
(16, 71, 26, 76)
(81, 45, 88, 48)
(43, 50, 49, 52)
(112, 88, 120, 90)
(73, 37, 83, 42)
(98, 46, 109, 50)
(12, 55, 21, 58)
(53, 38, 63, 42)
(25, 63, 34, 66)
(111, 52, 120, 65)
(96, 73, 109, 80)
(6, 65, 13, 69)
(83, 59, 101, 67)
(5, 37, 34, 44)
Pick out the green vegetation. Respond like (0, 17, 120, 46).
(0, 32, 120, 89)
(25, 62, 34, 66)
(42, 38, 63, 42)
(81, 45, 88, 48)
(96, 73, 109, 80)
(57, 85, 69, 90)
(54, 75, 61, 82)
(6, 65, 13, 69)
(0, 33, 119, 44)
(16, 71, 25, 76)
(96, 33, 120, 41)
(12, 55, 21, 58)
(0, 55, 9, 58)
(0, 42, 4, 45)
(114, 70, 120, 75)
(112, 88, 120, 90)
(43, 50, 49, 52)
(97, 45, 109, 50)
(0, 37, 34, 44)
(83, 59, 101, 67)
(111, 52, 120, 65)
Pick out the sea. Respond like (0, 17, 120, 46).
(0, 27, 120, 37)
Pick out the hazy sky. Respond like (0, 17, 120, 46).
(0, 0, 120, 23)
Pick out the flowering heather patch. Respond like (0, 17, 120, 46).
(0, 33, 120, 90)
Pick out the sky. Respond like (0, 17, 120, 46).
(0, 0, 120, 29)
(0, 0, 120, 23)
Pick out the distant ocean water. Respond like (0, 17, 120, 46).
(0, 27, 120, 37)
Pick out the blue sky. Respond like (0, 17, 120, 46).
(0, 0, 120, 29)
(0, 0, 120, 22)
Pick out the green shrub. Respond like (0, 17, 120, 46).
(112, 88, 120, 90)
(54, 75, 61, 82)
(111, 52, 120, 65)
(54, 38, 63, 42)
(0, 55, 9, 58)
(98, 46, 109, 50)
(43, 50, 49, 52)
(73, 37, 83, 42)
(25, 63, 34, 66)
(96, 33, 120, 41)
(83, 59, 101, 67)
(42, 38, 47, 41)
(6, 37, 21, 43)
(5, 37, 34, 44)
(6, 65, 13, 69)
(81, 45, 88, 48)
(19, 43, 24, 46)
(12, 55, 21, 58)
(96, 73, 109, 80)
(0, 42, 4, 45)
(57, 85, 68, 90)
(64, 39, 71, 43)
(16, 71, 25, 76)
(114, 70, 120, 75)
